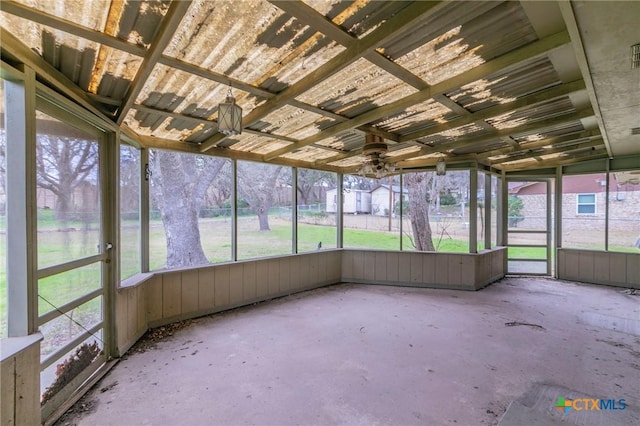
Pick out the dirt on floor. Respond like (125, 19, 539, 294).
(55, 277, 640, 426)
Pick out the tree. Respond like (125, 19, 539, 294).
(119, 146, 140, 220)
(237, 162, 284, 231)
(343, 175, 376, 191)
(204, 163, 232, 209)
(508, 195, 525, 227)
(150, 150, 225, 268)
(295, 168, 335, 205)
(36, 135, 98, 221)
(404, 172, 436, 251)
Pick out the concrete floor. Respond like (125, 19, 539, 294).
(62, 278, 639, 426)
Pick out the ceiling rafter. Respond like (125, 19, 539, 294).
(131, 104, 345, 154)
(315, 79, 587, 165)
(381, 124, 594, 171)
(0, 1, 147, 56)
(557, 0, 613, 157)
(269, 0, 434, 92)
(393, 155, 484, 170)
(263, 30, 572, 160)
(199, 1, 444, 152)
(87, 92, 122, 106)
(487, 132, 602, 165)
(87, 0, 126, 95)
(115, 0, 192, 125)
(391, 107, 595, 163)
(0, 28, 111, 123)
(3, 1, 630, 174)
(500, 146, 609, 171)
(476, 129, 601, 162)
(491, 139, 603, 165)
(153, 57, 400, 143)
(0, 1, 401, 143)
(317, 150, 359, 167)
(137, 134, 344, 173)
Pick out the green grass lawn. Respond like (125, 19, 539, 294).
(1, 211, 639, 339)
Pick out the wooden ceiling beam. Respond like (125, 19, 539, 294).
(131, 104, 346, 154)
(270, 0, 433, 91)
(157, 59, 400, 142)
(264, 30, 572, 160)
(402, 79, 586, 142)
(389, 130, 602, 170)
(0, 1, 146, 56)
(389, 107, 595, 164)
(491, 139, 603, 165)
(471, 129, 601, 161)
(0, 28, 113, 122)
(0, 1, 402, 143)
(500, 147, 609, 171)
(319, 148, 363, 167)
(115, 1, 192, 125)
(199, 1, 443, 152)
(440, 108, 594, 152)
(487, 134, 602, 165)
(370, 108, 594, 169)
(138, 134, 344, 173)
(315, 79, 587, 166)
(558, 1, 613, 158)
(395, 154, 481, 170)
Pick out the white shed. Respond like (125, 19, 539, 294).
(325, 188, 372, 214)
(370, 185, 408, 216)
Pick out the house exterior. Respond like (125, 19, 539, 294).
(509, 174, 640, 231)
(370, 184, 408, 216)
(325, 188, 371, 214)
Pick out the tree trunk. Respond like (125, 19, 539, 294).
(405, 173, 435, 252)
(257, 208, 270, 231)
(153, 151, 210, 268)
(162, 201, 208, 267)
(237, 164, 282, 232)
(56, 190, 73, 222)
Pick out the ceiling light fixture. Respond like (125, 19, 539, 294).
(359, 134, 396, 179)
(218, 85, 242, 135)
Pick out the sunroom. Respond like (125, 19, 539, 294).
(0, 1, 639, 424)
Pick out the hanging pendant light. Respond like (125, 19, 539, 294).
(218, 85, 242, 135)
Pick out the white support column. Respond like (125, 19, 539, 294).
(140, 147, 150, 272)
(336, 174, 343, 248)
(546, 179, 552, 276)
(604, 168, 610, 251)
(6, 66, 37, 337)
(554, 166, 562, 277)
(498, 170, 508, 246)
(102, 131, 118, 357)
(484, 172, 492, 250)
(231, 159, 238, 261)
(469, 167, 478, 254)
(399, 172, 404, 251)
(292, 167, 298, 254)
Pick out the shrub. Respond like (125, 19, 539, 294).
(41, 342, 101, 405)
